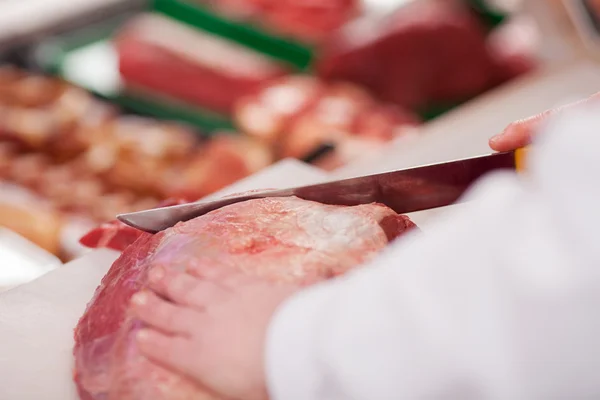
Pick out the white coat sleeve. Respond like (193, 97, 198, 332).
(265, 104, 600, 400)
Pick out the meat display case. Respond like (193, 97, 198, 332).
(3, 54, 600, 400)
(2, 2, 600, 397)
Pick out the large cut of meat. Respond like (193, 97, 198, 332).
(196, 0, 360, 43)
(316, 0, 535, 111)
(73, 196, 417, 399)
(116, 13, 288, 115)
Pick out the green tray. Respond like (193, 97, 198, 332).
(107, 86, 236, 134)
(152, 0, 315, 71)
(466, 0, 507, 29)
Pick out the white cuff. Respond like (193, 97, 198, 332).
(265, 282, 333, 400)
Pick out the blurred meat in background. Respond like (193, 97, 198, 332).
(116, 13, 290, 114)
(235, 76, 420, 169)
(195, 0, 361, 43)
(0, 0, 543, 261)
(317, 0, 537, 111)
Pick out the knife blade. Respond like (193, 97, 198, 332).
(118, 148, 528, 233)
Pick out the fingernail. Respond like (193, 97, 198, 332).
(131, 292, 147, 306)
(149, 267, 164, 283)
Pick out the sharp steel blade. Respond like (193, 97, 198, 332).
(118, 151, 517, 233)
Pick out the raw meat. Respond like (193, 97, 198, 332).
(277, 84, 419, 165)
(165, 134, 274, 201)
(0, 72, 115, 157)
(234, 75, 420, 170)
(116, 13, 289, 114)
(316, 0, 535, 111)
(234, 75, 324, 143)
(79, 198, 187, 252)
(0, 183, 62, 254)
(74, 197, 417, 399)
(197, 0, 360, 43)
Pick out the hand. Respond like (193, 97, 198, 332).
(489, 92, 600, 152)
(130, 266, 300, 400)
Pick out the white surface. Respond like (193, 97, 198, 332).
(0, 158, 456, 399)
(62, 41, 122, 96)
(0, 228, 62, 292)
(334, 59, 600, 179)
(0, 248, 120, 400)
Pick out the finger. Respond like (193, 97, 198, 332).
(490, 92, 600, 152)
(186, 261, 235, 281)
(136, 328, 199, 377)
(130, 290, 201, 336)
(147, 267, 229, 309)
(137, 325, 238, 398)
(196, 267, 229, 281)
(489, 114, 542, 151)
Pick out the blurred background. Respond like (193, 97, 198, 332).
(0, 0, 597, 265)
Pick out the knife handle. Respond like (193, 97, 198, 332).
(514, 147, 529, 172)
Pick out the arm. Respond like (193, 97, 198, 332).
(131, 102, 600, 400)
(267, 104, 600, 399)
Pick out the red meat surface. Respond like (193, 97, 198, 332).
(166, 135, 274, 201)
(234, 75, 420, 170)
(116, 14, 288, 114)
(74, 197, 417, 399)
(201, 0, 360, 42)
(316, 0, 534, 111)
(79, 199, 186, 251)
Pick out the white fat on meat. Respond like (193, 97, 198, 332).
(260, 78, 317, 116)
(287, 200, 391, 261)
(238, 77, 319, 140)
(237, 102, 279, 139)
(129, 14, 283, 79)
(316, 97, 357, 126)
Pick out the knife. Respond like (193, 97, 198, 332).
(118, 148, 528, 233)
